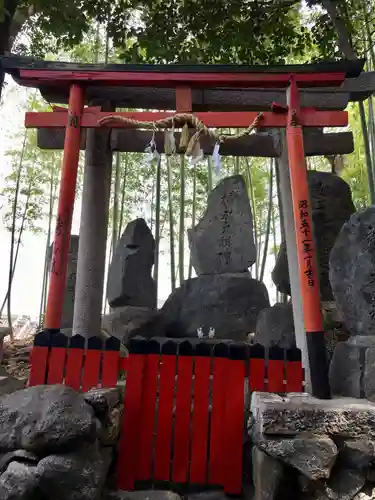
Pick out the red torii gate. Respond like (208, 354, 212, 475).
(18, 61, 362, 398)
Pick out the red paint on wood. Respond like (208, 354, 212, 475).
(249, 359, 266, 391)
(46, 347, 67, 384)
(119, 356, 129, 373)
(102, 350, 120, 388)
(209, 357, 229, 486)
(44, 84, 84, 329)
(25, 109, 348, 129)
(176, 86, 193, 112)
(287, 77, 323, 334)
(65, 348, 84, 391)
(136, 354, 159, 481)
(154, 354, 177, 482)
(117, 354, 146, 490)
(224, 359, 245, 495)
(267, 360, 285, 393)
(286, 361, 304, 392)
(81, 350, 102, 392)
(172, 355, 194, 484)
(190, 356, 211, 485)
(19, 69, 346, 88)
(29, 347, 49, 386)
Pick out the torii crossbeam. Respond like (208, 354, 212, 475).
(6, 58, 365, 398)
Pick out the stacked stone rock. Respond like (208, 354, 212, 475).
(161, 174, 270, 341)
(255, 172, 355, 355)
(251, 392, 375, 500)
(329, 207, 375, 401)
(102, 218, 162, 343)
(0, 384, 122, 500)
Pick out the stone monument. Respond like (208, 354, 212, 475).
(160, 175, 269, 341)
(48, 235, 79, 329)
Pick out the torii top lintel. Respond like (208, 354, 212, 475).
(1, 56, 364, 129)
(1, 56, 364, 89)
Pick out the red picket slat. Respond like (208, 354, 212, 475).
(136, 353, 159, 481)
(117, 353, 146, 490)
(102, 338, 121, 388)
(81, 337, 102, 392)
(209, 356, 229, 486)
(28, 331, 51, 387)
(267, 347, 285, 393)
(249, 344, 266, 392)
(47, 347, 67, 384)
(29, 347, 49, 386)
(190, 356, 211, 485)
(153, 352, 177, 482)
(286, 348, 304, 392)
(172, 355, 194, 484)
(101, 350, 120, 387)
(65, 348, 84, 390)
(224, 358, 245, 495)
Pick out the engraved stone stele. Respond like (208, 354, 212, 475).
(188, 174, 256, 275)
(48, 235, 79, 329)
(272, 171, 356, 301)
(107, 218, 157, 309)
(329, 207, 375, 337)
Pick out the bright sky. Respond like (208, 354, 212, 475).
(0, 73, 277, 322)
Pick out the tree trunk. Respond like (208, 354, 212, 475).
(0, 0, 31, 102)
(112, 152, 121, 250)
(320, 0, 375, 203)
(118, 153, 128, 236)
(245, 158, 259, 279)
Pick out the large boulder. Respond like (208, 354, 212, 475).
(330, 207, 375, 337)
(0, 385, 97, 454)
(188, 175, 256, 275)
(107, 219, 157, 309)
(255, 435, 338, 480)
(160, 273, 270, 341)
(272, 171, 356, 300)
(37, 442, 112, 500)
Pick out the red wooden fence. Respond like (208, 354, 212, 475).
(28, 332, 304, 494)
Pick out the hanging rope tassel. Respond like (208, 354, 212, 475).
(179, 123, 190, 150)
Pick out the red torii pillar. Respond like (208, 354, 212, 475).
(23, 69, 349, 398)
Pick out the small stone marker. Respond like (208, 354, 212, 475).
(107, 218, 157, 309)
(48, 235, 79, 329)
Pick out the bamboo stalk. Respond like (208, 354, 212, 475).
(179, 155, 186, 285)
(167, 156, 176, 291)
(153, 156, 162, 300)
(188, 165, 197, 278)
